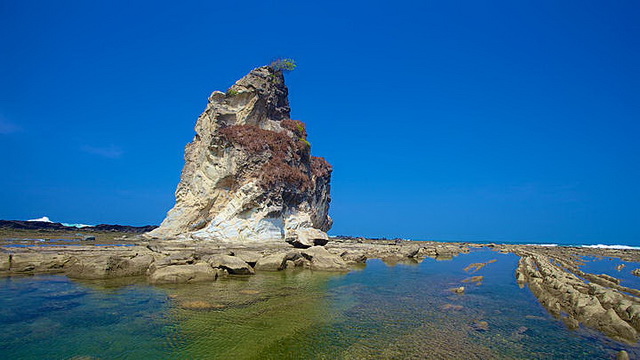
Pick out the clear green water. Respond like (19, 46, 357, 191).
(1, 250, 637, 359)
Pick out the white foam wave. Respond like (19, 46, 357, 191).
(61, 223, 92, 228)
(581, 244, 640, 250)
(524, 243, 559, 247)
(27, 216, 52, 223)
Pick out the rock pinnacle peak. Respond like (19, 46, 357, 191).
(147, 65, 332, 247)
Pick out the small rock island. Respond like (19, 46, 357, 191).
(147, 65, 332, 248)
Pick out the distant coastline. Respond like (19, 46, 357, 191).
(0, 219, 157, 233)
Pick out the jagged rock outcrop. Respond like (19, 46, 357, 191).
(147, 65, 332, 244)
(515, 250, 640, 343)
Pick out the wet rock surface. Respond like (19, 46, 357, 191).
(512, 246, 640, 343)
(0, 238, 471, 281)
(4, 234, 640, 347)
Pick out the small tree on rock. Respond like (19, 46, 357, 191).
(270, 58, 297, 72)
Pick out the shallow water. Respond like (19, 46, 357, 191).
(0, 249, 638, 359)
(579, 256, 640, 290)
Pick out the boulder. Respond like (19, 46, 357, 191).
(287, 228, 329, 248)
(149, 263, 217, 284)
(154, 252, 196, 267)
(0, 254, 9, 272)
(254, 253, 287, 271)
(9, 253, 69, 273)
(401, 245, 421, 258)
(617, 350, 630, 360)
(601, 308, 637, 342)
(232, 250, 262, 265)
(340, 251, 367, 264)
(204, 254, 254, 275)
(300, 246, 348, 271)
(66, 254, 154, 279)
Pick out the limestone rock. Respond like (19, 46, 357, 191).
(146, 65, 332, 244)
(232, 250, 262, 265)
(287, 228, 329, 248)
(203, 254, 254, 275)
(66, 254, 153, 279)
(301, 246, 348, 271)
(617, 350, 630, 360)
(149, 263, 217, 284)
(340, 251, 368, 265)
(254, 253, 288, 271)
(516, 251, 640, 343)
(9, 253, 69, 274)
(154, 252, 196, 267)
(0, 254, 9, 272)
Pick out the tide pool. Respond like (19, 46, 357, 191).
(0, 249, 636, 359)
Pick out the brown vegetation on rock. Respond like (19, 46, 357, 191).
(311, 156, 332, 178)
(281, 119, 307, 138)
(219, 123, 315, 190)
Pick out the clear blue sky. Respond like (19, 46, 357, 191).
(1, 1, 638, 244)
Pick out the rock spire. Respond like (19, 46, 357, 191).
(147, 66, 332, 246)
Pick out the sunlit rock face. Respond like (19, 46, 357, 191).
(147, 66, 332, 245)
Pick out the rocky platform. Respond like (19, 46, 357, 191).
(0, 238, 469, 283)
(3, 237, 640, 345)
(508, 245, 640, 344)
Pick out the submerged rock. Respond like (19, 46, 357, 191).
(441, 303, 463, 311)
(461, 276, 484, 284)
(471, 320, 489, 331)
(146, 65, 332, 244)
(179, 300, 225, 310)
(463, 259, 496, 273)
(617, 350, 630, 360)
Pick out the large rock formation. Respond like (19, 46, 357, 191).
(147, 66, 332, 245)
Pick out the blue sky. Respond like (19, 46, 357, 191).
(1, 1, 638, 244)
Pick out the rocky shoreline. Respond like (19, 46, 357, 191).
(3, 237, 640, 347)
(0, 237, 469, 282)
(510, 245, 640, 344)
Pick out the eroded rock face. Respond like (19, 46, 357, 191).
(147, 66, 332, 244)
